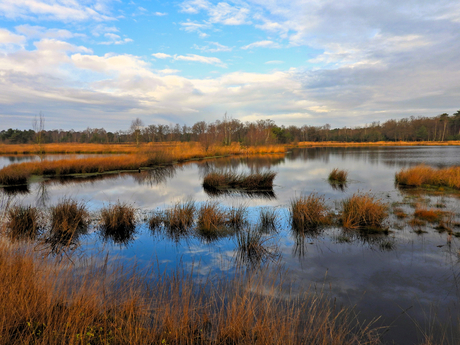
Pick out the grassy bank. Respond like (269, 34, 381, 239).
(0, 143, 285, 185)
(297, 140, 460, 147)
(395, 164, 460, 189)
(0, 239, 382, 345)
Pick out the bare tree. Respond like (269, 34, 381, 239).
(33, 111, 45, 154)
(130, 118, 144, 146)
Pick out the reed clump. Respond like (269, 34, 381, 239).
(226, 204, 248, 229)
(203, 171, 276, 190)
(162, 199, 195, 232)
(45, 198, 89, 252)
(395, 164, 460, 189)
(290, 193, 332, 231)
(6, 205, 42, 240)
(413, 207, 444, 223)
(197, 201, 227, 234)
(99, 202, 137, 244)
(328, 168, 348, 183)
(341, 193, 388, 230)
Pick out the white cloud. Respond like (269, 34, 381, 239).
(0, 28, 26, 45)
(173, 54, 227, 67)
(241, 40, 281, 50)
(0, 0, 114, 22)
(154, 12, 167, 16)
(15, 24, 76, 39)
(265, 60, 284, 64)
(192, 41, 232, 53)
(99, 33, 133, 45)
(152, 53, 172, 59)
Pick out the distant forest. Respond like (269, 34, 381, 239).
(2, 110, 460, 146)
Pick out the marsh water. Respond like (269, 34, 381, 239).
(2, 146, 460, 344)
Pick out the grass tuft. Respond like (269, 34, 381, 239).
(196, 201, 227, 239)
(6, 205, 42, 241)
(340, 192, 388, 231)
(226, 204, 248, 229)
(44, 198, 89, 254)
(235, 227, 278, 267)
(395, 164, 460, 189)
(290, 193, 332, 231)
(163, 199, 195, 232)
(328, 168, 348, 183)
(99, 202, 136, 245)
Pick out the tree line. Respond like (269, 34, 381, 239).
(2, 110, 460, 146)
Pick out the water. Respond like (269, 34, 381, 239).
(1, 146, 460, 344)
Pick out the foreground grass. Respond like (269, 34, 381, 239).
(395, 164, 460, 190)
(0, 239, 382, 345)
(0, 143, 285, 186)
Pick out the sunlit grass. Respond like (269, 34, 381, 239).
(290, 193, 332, 231)
(99, 202, 137, 245)
(328, 168, 348, 183)
(395, 164, 460, 189)
(340, 192, 388, 231)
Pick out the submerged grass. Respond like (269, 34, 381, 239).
(99, 202, 137, 245)
(258, 207, 278, 233)
(341, 192, 388, 231)
(290, 193, 332, 231)
(203, 171, 276, 190)
(0, 240, 383, 345)
(226, 204, 248, 229)
(395, 164, 460, 190)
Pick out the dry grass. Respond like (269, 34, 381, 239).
(414, 207, 444, 223)
(297, 141, 460, 147)
(6, 205, 42, 241)
(341, 193, 388, 231)
(226, 204, 248, 229)
(99, 203, 137, 245)
(328, 168, 348, 183)
(43, 198, 89, 254)
(395, 164, 460, 189)
(197, 201, 227, 234)
(162, 199, 196, 232)
(203, 171, 276, 190)
(0, 143, 285, 185)
(290, 193, 332, 231)
(0, 239, 383, 345)
(393, 207, 408, 219)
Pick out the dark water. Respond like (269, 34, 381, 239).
(2, 146, 460, 344)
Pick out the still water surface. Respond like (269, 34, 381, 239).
(2, 146, 460, 344)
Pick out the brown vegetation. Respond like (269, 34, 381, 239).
(0, 240, 383, 345)
(395, 164, 460, 189)
(290, 193, 332, 231)
(0, 143, 285, 185)
(6, 205, 42, 240)
(99, 203, 137, 244)
(328, 168, 348, 183)
(203, 171, 276, 190)
(341, 193, 388, 230)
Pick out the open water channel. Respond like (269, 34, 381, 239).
(1, 146, 460, 344)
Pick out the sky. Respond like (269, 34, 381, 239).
(1, 0, 460, 131)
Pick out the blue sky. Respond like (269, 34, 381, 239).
(1, 0, 460, 131)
